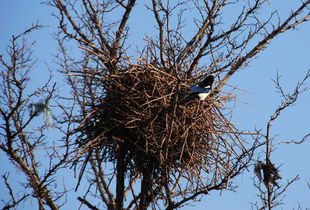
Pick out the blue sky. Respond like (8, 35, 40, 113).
(1, 1, 310, 209)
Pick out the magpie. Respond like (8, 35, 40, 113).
(178, 75, 214, 105)
(254, 160, 281, 188)
(29, 99, 54, 127)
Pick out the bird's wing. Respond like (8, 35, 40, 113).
(189, 86, 202, 92)
(44, 107, 54, 127)
(190, 86, 211, 93)
(254, 163, 263, 181)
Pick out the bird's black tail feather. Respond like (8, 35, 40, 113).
(178, 93, 197, 105)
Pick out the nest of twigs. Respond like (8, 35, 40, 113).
(75, 63, 244, 179)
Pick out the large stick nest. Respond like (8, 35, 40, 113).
(75, 63, 244, 178)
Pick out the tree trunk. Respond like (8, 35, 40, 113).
(140, 166, 151, 210)
(116, 143, 125, 210)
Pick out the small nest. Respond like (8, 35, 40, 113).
(76, 63, 244, 179)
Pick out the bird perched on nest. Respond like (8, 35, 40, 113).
(178, 75, 214, 105)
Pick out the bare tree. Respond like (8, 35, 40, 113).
(0, 25, 70, 210)
(252, 70, 310, 210)
(1, 0, 310, 209)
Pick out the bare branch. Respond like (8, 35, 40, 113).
(213, 1, 310, 94)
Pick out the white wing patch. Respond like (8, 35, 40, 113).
(198, 92, 210, 100)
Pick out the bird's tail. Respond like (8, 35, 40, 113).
(178, 93, 197, 105)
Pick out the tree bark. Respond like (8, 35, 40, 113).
(116, 143, 126, 210)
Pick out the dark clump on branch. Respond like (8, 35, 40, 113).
(74, 62, 243, 183)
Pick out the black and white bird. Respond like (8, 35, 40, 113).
(254, 160, 281, 188)
(178, 75, 214, 105)
(29, 98, 54, 127)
